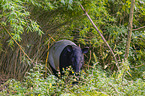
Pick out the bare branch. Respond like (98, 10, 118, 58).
(133, 26, 145, 31)
(80, 4, 120, 71)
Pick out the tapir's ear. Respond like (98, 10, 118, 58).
(82, 47, 89, 54)
(66, 45, 73, 52)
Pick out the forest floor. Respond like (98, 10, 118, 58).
(0, 73, 10, 91)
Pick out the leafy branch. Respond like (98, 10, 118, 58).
(0, 23, 33, 64)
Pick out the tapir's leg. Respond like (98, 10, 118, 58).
(49, 63, 59, 77)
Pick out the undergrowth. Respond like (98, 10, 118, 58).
(0, 63, 145, 96)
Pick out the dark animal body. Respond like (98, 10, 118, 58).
(48, 40, 89, 77)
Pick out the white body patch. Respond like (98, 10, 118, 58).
(48, 40, 76, 71)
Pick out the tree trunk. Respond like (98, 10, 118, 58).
(125, 0, 135, 60)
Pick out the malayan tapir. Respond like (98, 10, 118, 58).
(48, 40, 89, 77)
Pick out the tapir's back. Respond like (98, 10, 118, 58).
(48, 40, 76, 71)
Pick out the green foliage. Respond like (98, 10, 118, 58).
(1, 0, 43, 45)
(0, 64, 145, 96)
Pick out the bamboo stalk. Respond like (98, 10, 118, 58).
(45, 41, 52, 77)
(0, 23, 33, 64)
(125, 0, 135, 59)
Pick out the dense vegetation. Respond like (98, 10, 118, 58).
(0, 0, 145, 95)
(1, 64, 145, 96)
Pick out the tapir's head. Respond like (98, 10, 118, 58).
(66, 45, 89, 73)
